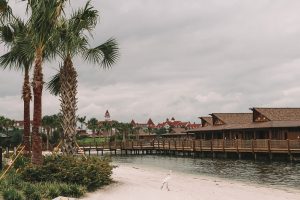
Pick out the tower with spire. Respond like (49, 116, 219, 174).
(104, 110, 111, 121)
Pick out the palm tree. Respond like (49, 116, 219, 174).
(77, 116, 87, 130)
(47, 1, 119, 155)
(0, 16, 34, 155)
(87, 118, 98, 135)
(27, 0, 66, 164)
(42, 115, 54, 150)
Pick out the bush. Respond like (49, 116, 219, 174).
(2, 188, 24, 200)
(23, 183, 41, 200)
(21, 155, 113, 191)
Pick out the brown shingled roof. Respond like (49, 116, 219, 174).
(253, 108, 300, 121)
(200, 117, 213, 125)
(211, 113, 253, 124)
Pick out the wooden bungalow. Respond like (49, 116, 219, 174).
(188, 108, 300, 140)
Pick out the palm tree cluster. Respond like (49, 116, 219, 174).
(42, 114, 62, 150)
(84, 118, 139, 142)
(0, 0, 119, 164)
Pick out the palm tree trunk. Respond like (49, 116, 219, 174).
(22, 66, 31, 156)
(60, 55, 78, 155)
(31, 49, 43, 165)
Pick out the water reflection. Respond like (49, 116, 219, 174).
(112, 155, 300, 190)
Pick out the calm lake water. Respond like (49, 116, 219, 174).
(111, 155, 300, 191)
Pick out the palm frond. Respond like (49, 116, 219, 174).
(0, 24, 14, 44)
(47, 72, 60, 96)
(84, 38, 119, 68)
(69, 0, 98, 33)
(0, 0, 13, 24)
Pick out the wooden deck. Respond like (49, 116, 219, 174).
(79, 139, 300, 160)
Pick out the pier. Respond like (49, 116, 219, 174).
(78, 139, 300, 161)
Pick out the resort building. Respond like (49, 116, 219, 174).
(131, 118, 156, 135)
(188, 108, 300, 140)
(98, 110, 118, 137)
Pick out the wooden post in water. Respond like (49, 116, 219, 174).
(267, 139, 272, 160)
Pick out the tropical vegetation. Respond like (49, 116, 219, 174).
(0, 155, 112, 199)
(0, 0, 119, 164)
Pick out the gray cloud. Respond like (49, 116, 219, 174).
(1, 0, 300, 124)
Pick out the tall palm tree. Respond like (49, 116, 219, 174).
(26, 0, 66, 164)
(0, 17, 34, 155)
(47, 1, 119, 155)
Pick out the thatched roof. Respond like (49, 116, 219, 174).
(199, 117, 212, 125)
(252, 108, 300, 121)
(212, 113, 252, 125)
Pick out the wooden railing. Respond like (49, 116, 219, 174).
(83, 139, 300, 154)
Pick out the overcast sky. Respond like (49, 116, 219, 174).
(1, 0, 300, 124)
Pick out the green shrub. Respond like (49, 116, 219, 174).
(21, 155, 113, 191)
(23, 184, 41, 200)
(2, 188, 24, 200)
(14, 156, 30, 169)
(45, 183, 60, 199)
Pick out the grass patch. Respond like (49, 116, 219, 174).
(76, 137, 107, 146)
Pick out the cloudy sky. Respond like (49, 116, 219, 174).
(1, 0, 300, 124)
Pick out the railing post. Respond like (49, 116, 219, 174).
(222, 139, 225, 152)
(287, 139, 290, 154)
(193, 140, 195, 152)
(200, 140, 202, 152)
(131, 140, 134, 149)
(210, 139, 213, 152)
(268, 139, 271, 153)
(251, 139, 254, 154)
(175, 140, 177, 150)
(168, 140, 171, 150)
(163, 140, 165, 149)
(158, 140, 160, 150)
(96, 142, 98, 156)
(89, 142, 91, 156)
(182, 140, 184, 151)
(236, 139, 239, 153)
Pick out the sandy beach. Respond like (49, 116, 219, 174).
(81, 163, 300, 200)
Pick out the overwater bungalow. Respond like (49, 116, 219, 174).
(188, 108, 300, 140)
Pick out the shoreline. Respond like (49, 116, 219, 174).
(81, 163, 300, 200)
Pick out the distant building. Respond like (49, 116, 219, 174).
(187, 107, 300, 140)
(98, 110, 118, 137)
(14, 120, 33, 131)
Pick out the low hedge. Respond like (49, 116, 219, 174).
(21, 155, 113, 191)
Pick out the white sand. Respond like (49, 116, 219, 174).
(81, 164, 300, 200)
